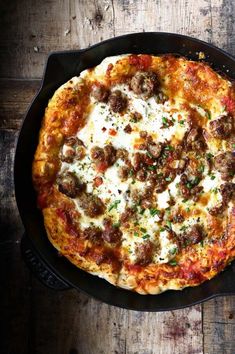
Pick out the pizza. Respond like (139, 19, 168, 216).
(32, 54, 235, 294)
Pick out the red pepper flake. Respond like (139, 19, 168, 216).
(96, 161, 109, 173)
(109, 128, 117, 136)
(102, 127, 107, 132)
(93, 176, 103, 187)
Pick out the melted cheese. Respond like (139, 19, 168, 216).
(58, 54, 232, 265)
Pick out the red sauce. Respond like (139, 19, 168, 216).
(221, 95, 235, 114)
(128, 54, 152, 70)
(126, 263, 142, 273)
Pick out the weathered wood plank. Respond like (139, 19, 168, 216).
(28, 279, 202, 354)
(203, 297, 235, 354)
(0, 130, 31, 354)
(1, 0, 234, 79)
(0, 79, 41, 130)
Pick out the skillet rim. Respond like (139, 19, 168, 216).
(14, 31, 235, 311)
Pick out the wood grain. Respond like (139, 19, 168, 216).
(0, 0, 235, 79)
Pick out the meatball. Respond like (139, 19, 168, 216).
(90, 144, 117, 168)
(147, 142, 163, 158)
(214, 152, 235, 180)
(91, 84, 110, 102)
(180, 224, 204, 247)
(108, 90, 128, 113)
(135, 241, 154, 265)
(102, 218, 122, 244)
(103, 144, 117, 166)
(90, 146, 105, 161)
(57, 172, 85, 198)
(186, 128, 206, 151)
(209, 115, 234, 139)
(130, 71, 159, 98)
(82, 226, 102, 242)
(220, 182, 235, 203)
(120, 207, 136, 224)
(118, 166, 129, 180)
(79, 193, 105, 217)
(60, 137, 85, 163)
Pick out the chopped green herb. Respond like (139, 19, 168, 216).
(206, 152, 214, 160)
(129, 169, 134, 177)
(134, 232, 139, 237)
(139, 208, 145, 215)
(165, 145, 174, 151)
(108, 200, 121, 211)
(185, 207, 190, 212)
(149, 208, 160, 216)
(113, 222, 120, 228)
(160, 227, 165, 232)
(169, 260, 178, 266)
(182, 199, 188, 203)
(198, 164, 205, 173)
(179, 120, 185, 126)
(162, 117, 168, 125)
(142, 234, 150, 239)
(166, 220, 172, 229)
(147, 151, 153, 158)
(211, 187, 218, 194)
(232, 143, 235, 149)
(165, 176, 172, 182)
(140, 227, 147, 233)
(206, 110, 212, 120)
(180, 225, 187, 232)
(170, 247, 178, 255)
(147, 165, 156, 171)
(210, 174, 216, 180)
(200, 240, 204, 247)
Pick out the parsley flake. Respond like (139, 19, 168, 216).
(108, 200, 121, 211)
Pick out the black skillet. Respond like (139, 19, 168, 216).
(14, 32, 235, 311)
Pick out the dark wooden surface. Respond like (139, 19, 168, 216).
(0, 1, 235, 353)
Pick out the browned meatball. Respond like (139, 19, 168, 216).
(116, 148, 129, 162)
(57, 172, 85, 198)
(120, 207, 136, 224)
(186, 128, 206, 151)
(147, 142, 162, 158)
(130, 71, 159, 98)
(102, 218, 123, 244)
(179, 224, 204, 247)
(79, 193, 105, 217)
(60, 137, 85, 163)
(118, 166, 129, 180)
(103, 144, 117, 165)
(220, 182, 235, 203)
(209, 115, 234, 139)
(91, 84, 110, 102)
(214, 152, 235, 180)
(135, 241, 154, 265)
(108, 90, 128, 113)
(90, 146, 105, 161)
(82, 226, 102, 242)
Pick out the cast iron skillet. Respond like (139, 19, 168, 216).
(14, 32, 235, 311)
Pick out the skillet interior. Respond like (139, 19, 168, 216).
(14, 32, 235, 311)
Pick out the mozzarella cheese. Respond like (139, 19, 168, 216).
(58, 54, 231, 265)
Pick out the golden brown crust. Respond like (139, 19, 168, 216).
(33, 54, 235, 295)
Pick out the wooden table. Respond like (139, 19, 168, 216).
(1, 1, 235, 353)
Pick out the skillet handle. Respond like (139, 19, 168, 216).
(21, 234, 71, 290)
